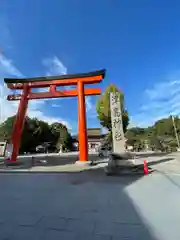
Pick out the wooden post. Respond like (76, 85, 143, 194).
(77, 81, 88, 161)
(10, 84, 29, 161)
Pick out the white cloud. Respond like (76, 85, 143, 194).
(42, 56, 75, 92)
(52, 103, 60, 108)
(42, 56, 67, 76)
(0, 85, 72, 129)
(0, 54, 23, 77)
(85, 96, 98, 119)
(131, 77, 180, 127)
(127, 120, 138, 129)
(85, 96, 93, 111)
(42, 56, 98, 121)
(0, 55, 72, 130)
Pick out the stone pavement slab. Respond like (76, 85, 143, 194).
(126, 173, 180, 240)
(0, 171, 179, 239)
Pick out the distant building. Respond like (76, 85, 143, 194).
(72, 128, 106, 152)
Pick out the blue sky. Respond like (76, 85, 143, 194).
(0, 0, 180, 134)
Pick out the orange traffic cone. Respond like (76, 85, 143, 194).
(143, 160, 149, 175)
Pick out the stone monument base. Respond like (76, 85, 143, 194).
(105, 152, 146, 176)
(110, 152, 135, 165)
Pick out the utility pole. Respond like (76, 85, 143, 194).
(0, 49, 4, 124)
(171, 115, 180, 149)
(0, 84, 2, 124)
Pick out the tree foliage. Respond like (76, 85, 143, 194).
(96, 84, 129, 133)
(0, 115, 74, 153)
(126, 116, 180, 152)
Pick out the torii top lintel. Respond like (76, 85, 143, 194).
(4, 69, 106, 89)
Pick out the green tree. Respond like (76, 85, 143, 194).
(53, 123, 74, 151)
(0, 115, 15, 140)
(153, 117, 174, 137)
(125, 127, 146, 139)
(0, 116, 74, 153)
(126, 116, 180, 152)
(133, 139, 145, 152)
(96, 84, 129, 133)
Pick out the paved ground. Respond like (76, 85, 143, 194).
(1, 151, 180, 174)
(0, 170, 180, 239)
(0, 152, 180, 239)
(145, 152, 180, 174)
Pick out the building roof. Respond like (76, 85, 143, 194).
(4, 69, 106, 84)
(72, 128, 107, 142)
(72, 134, 106, 142)
(87, 128, 102, 136)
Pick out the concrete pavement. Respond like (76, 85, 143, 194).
(126, 173, 180, 240)
(1, 151, 180, 175)
(0, 170, 180, 239)
(142, 152, 180, 174)
(0, 152, 179, 239)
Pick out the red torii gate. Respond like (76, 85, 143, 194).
(4, 69, 105, 162)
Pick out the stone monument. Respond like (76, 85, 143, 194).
(108, 92, 135, 168)
(110, 92, 125, 153)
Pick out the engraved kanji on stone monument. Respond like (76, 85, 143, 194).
(113, 107, 121, 118)
(110, 92, 125, 153)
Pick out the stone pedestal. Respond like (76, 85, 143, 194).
(116, 159, 136, 166)
(104, 152, 144, 176)
(112, 152, 135, 166)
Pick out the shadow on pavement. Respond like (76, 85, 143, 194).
(0, 165, 160, 239)
(134, 152, 169, 158)
(0, 154, 106, 170)
(0, 151, 173, 171)
(148, 157, 174, 166)
(0, 155, 79, 170)
(160, 171, 180, 190)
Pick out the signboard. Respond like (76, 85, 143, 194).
(7, 94, 21, 101)
(4, 143, 13, 159)
(0, 141, 7, 157)
(110, 92, 125, 153)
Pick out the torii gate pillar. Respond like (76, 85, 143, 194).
(78, 81, 88, 162)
